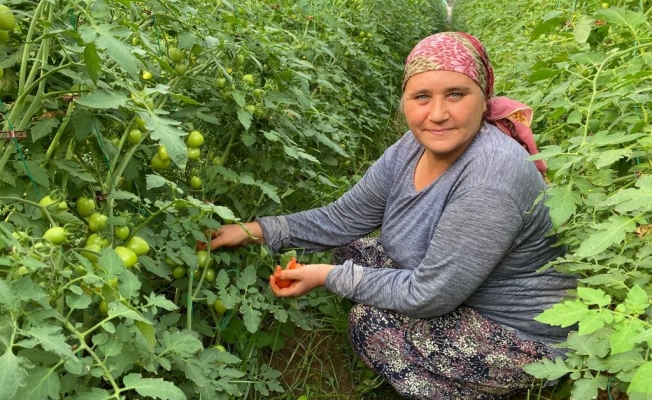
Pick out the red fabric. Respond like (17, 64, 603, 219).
(404, 32, 547, 173)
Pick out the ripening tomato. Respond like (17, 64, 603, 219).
(76, 197, 95, 217)
(187, 130, 204, 148)
(115, 246, 138, 268)
(274, 257, 302, 288)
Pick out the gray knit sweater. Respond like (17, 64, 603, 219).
(258, 123, 576, 343)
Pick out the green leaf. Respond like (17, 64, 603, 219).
(522, 356, 571, 380)
(96, 24, 139, 79)
(577, 287, 611, 307)
(108, 302, 150, 323)
(145, 114, 188, 170)
(30, 118, 60, 142)
(535, 300, 587, 327)
(97, 247, 124, 281)
(544, 184, 580, 228)
(83, 42, 102, 84)
(160, 331, 202, 358)
(625, 285, 650, 313)
(240, 304, 262, 333)
(611, 323, 644, 355)
(75, 90, 127, 109)
(122, 373, 186, 400)
(630, 361, 652, 394)
(576, 215, 637, 258)
(587, 349, 644, 374)
(20, 325, 76, 359)
(596, 7, 648, 31)
(574, 16, 594, 44)
(236, 266, 257, 289)
(0, 350, 28, 398)
(237, 109, 253, 131)
(52, 160, 96, 182)
(12, 366, 60, 400)
(67, 389, 112, 400)
(145, 293, 178, 311)
(573, 376, 608, 400)
(118, 269, 141, 300)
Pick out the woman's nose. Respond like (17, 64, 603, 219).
(428, 98, 448, 122)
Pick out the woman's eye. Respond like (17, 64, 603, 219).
(449, 92, 464, 99)
(415, 94, 429, 100)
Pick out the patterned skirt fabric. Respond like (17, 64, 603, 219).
(332, 238, 552, 400)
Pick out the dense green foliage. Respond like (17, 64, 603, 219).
(454, 0, 652, 398)
(0, 0, 447, 399)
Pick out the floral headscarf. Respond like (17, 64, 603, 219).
(403, 32, 546, 173)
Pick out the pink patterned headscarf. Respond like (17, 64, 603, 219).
(403, 32, 546, 173)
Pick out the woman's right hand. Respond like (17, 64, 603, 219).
(196, 222, 265, 251)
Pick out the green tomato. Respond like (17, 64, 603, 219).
(213, 299, 227, 314)
(39, 195, 68, 211)
(0, 30, 9, 43)
(88, 213, 108, 233)
(212, 156, 222, 166)
(43, 227, 67, 245)
(216, 77, 227, 88)
(0, 5, 16, 31)
(87, 233, 109, 248)
(187, 147, 201, 160)
(142, 70, 153, 80)
(172, 265, 186, 279)
(76, 197, 95, 217)
(187, 267, 201, 280)
(169, 47, 185, 63)
(114, 226, 130, 241)
(189, 176, 202, 189)
(252, 88, 264, 98)
(196, 250, 213, 269)
(187, 130, 204, 148)
(242, 74, 255, 85)
(128, 129, 142, 145)
(213, 344, 226, 352)
(115, 246, 138, 268)
(125, 236, 150, 256)
(204, 267, 216, 283)
(99, 300, 109, 316)
(236, 54, 245, 65)
(135, 116, 147, 131)
(151, 154, 171, 170)
(175, 64, 187, 76)
(81, 243, 102, 262)
(245, 104, 256, 114)
(158, 145, 171, 161)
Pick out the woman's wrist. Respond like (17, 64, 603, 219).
(243, 221, 265, 245)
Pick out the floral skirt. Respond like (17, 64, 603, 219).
(332, 238, 552, 400)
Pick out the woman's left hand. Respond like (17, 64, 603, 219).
(270, 263, 336, 297)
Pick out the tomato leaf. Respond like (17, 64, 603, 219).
(83, 42, 102, 84)
(75, 90, 128, 109)
(19, 325, 77, 359)
(145, 114, 188, 170)
(237, 109, 253, 131)
(0, 350, 27, 399)
(96, 24, 139, 80)
(629, 361, 652, 394)
(122, 373, 186, 400)
(13, 366, 60, 400)
(576, 215, 637, 258)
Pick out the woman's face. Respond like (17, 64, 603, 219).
(402, 70, 486, 164)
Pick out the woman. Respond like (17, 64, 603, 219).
(202, 32, 576, 399)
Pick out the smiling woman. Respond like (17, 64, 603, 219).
(203, 32, 577, 399)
